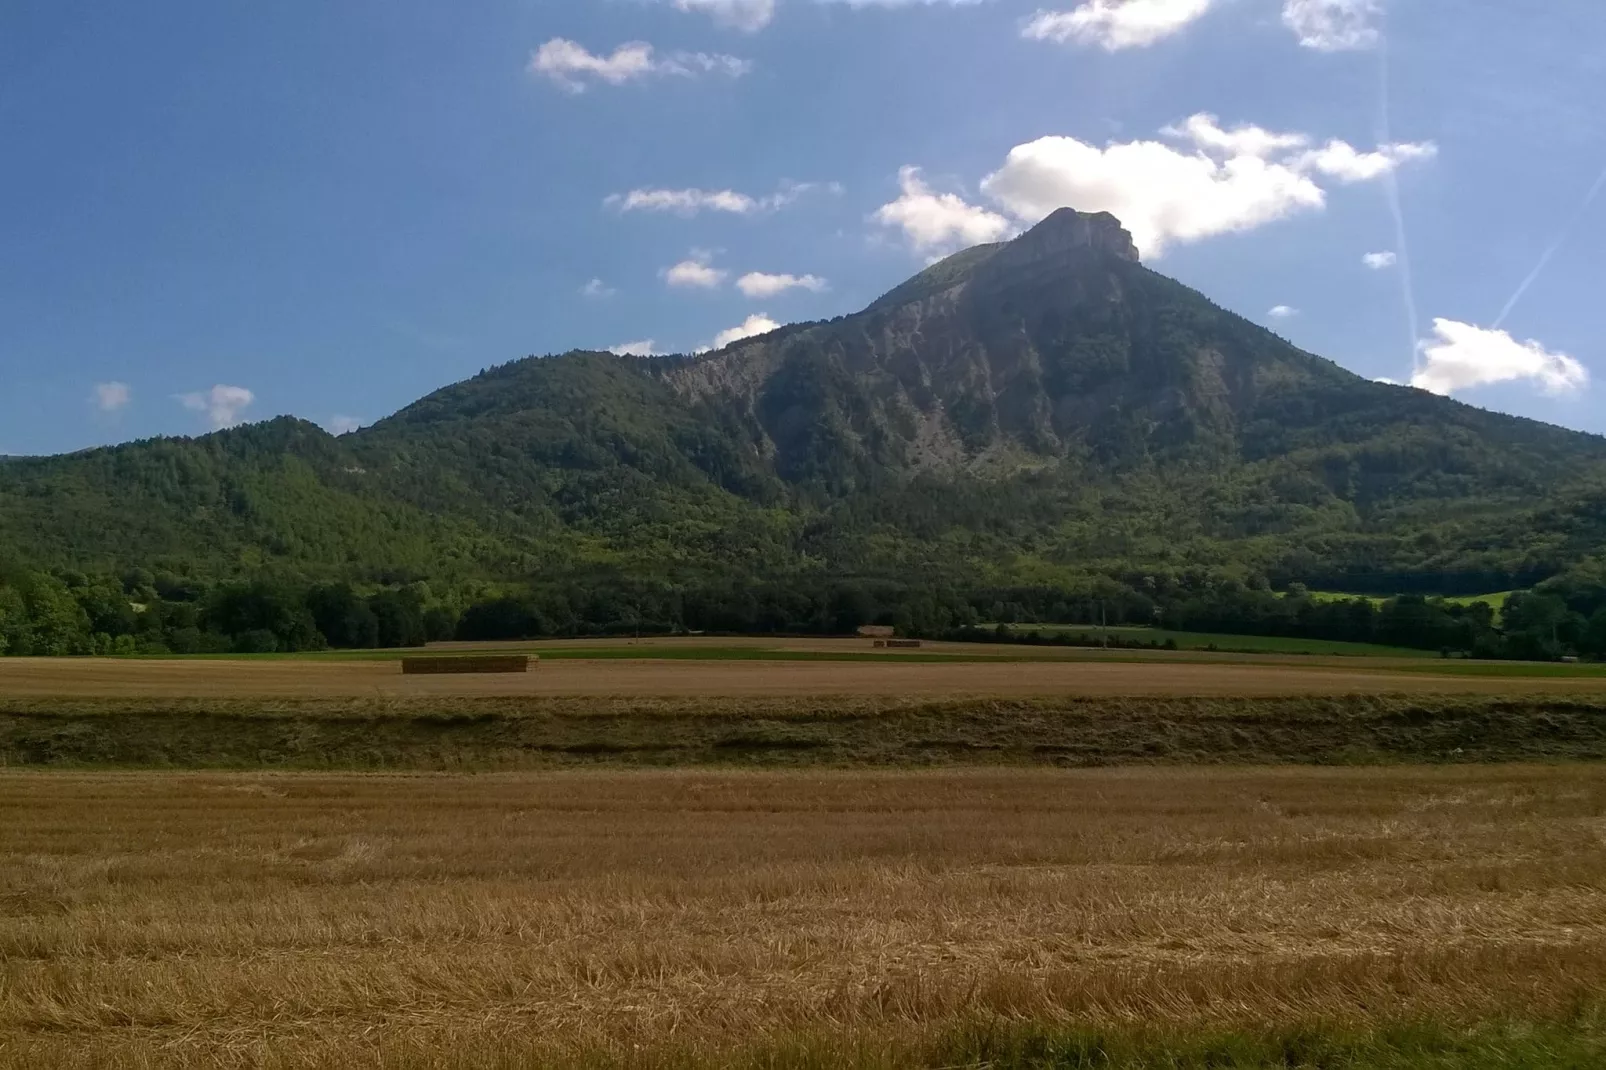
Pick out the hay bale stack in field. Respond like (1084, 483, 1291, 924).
(857, 625, 896, 638)
(401, 655, 534, 675)
(873, 639, 922, 649)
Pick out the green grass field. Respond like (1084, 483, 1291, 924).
(108, 633, 1606, 674)
(1306, 589, 1515, 624)
(985, 624, 1427, 658)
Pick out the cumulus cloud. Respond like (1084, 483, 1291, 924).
(871, 166, 1015, 256)
(604, 181, 826, 217)
(581, 278, 616, 298)
(1295, 139, 1436, 182)
(1363, 250, 1397, 270)
(711, 314, 782, 350)
(326, 415, 363, 435)
(92, 381, 131, 412)
(1161, 114, 1308, 159)
(736, 272, 828, 298)
(1412, 319, 1588, 396)
(1283, 0, 1381, 51)
(1268, 305, 1298, 319)
(663, 253, 729, 289)
(1023, 0, 1215, 51)
(610, 340, 668, 357)
(529, 39, 750, 92)
(178, 385, 255, 429)
(875, 113, 1434, 258)
(981, 136, 1322, 258)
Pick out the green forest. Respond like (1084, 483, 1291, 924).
(3, 557, 1606, 661)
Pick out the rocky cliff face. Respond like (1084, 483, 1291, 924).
(663, 207, 1338, 487)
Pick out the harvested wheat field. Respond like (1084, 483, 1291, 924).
(1, 652, 1602, 700)
(3, 767, 1605, 1067)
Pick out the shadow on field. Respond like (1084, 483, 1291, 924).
(3, 694, 1606, 769)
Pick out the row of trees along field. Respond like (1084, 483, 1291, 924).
(2, 560, 1606, 660)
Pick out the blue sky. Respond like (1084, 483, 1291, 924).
(2, 0, 1602, 456)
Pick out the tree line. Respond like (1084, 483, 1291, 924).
(2, 561, 1605, 661)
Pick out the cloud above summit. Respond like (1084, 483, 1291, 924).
(875, 114, 1435, 258)
(871, 167, 1015, 256)
(178, 385, 255, 430)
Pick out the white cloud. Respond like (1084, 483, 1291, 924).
(1412, 319, 1588, 396)
(1023, 0, 1215, 51)
(178, 385, 255, 430)
(981, 137, 1322, 258)
(712, 314, 782, 349)
(1363, 250, 1397, 270)
(1268, 305, 1298, 319)
(608, 188, 761, 215)
(872, 166, 1014, 256)
(736, 272, 828, 298)
(1294, 140, 1436, 183)
(605, 181, 825, 216)
(326, 415, 363, 435)
(92, 381, 131, 412)
(528, 39, 750, 92)
(663, 251, 729, 289)
(1161, 114, 1308, 160)
(581, 278, 616, 298)
(965, 114, 1433, 257)
(1282, 0, 1381, 52)
(674, 0, 776, 31)
(610, 340, 668, 357)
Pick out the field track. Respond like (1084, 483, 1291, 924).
(3, 765, 1604, 1067)
(3, 648, 1604, 699)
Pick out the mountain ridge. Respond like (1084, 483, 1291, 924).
(3, 207, 1605, 596)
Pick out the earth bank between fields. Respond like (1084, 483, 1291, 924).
(4, 694, 1605, 769)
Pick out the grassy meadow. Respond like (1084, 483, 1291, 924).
(984, 623, 1430, 657)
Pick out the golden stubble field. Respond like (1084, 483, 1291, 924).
(3, 766, 1605, 1067)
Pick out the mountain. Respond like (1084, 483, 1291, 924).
(5, 208, 1606, 596)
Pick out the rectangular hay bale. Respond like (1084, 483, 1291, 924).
(401, 655, 533, 675)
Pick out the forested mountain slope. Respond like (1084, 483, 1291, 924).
(5, 208, 1605, 595)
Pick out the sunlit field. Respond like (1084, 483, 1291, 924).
(4, 645, 1605, 1067)
(3, 766, 1605, 1068)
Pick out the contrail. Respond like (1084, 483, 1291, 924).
(1493, 161, 1606, 330)
(1376, 24, 1422, 380)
